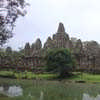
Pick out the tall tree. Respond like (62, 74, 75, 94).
(0, 0, 28, 45)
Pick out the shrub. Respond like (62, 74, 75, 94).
(45, 48, 76, 78)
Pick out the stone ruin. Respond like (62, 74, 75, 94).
(23, 23, 82, 69)
(0, 22, 100, 72)
(44, 23, 73, 49)
(23, 22, 100, 72)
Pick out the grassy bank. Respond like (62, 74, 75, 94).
(71, 72, 100, 83)
(1, 71, 100, 83)
(0, 71, 57, 80)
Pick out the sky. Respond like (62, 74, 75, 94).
(4, 0, 100, 50)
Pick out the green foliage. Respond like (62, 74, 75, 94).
(0, 0, 28, 45)
(0, 50, 6, 57)
(45, 48, 76, 77)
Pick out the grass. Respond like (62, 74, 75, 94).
(1, 71, 100, 83)
(0, 71, 57, 80)
(70, 72, 100, 83)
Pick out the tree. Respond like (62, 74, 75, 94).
(0, 0, 28, 45)
(45, 48, 75, 78)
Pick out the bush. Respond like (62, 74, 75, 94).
(45, 48, 76, 78)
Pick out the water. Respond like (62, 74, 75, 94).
(26, 92, 100, 100)
(0, 83, 100, 100)
(0, 85, 23, 97)
(83, 94, 100, 100)
(0, 86, 100, 100)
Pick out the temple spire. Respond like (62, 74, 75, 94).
(57, 22, 65, 33)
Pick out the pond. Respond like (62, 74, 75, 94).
(83, 93, 100, 100)
(0, 87, 100, 100)
(0, 80, 100, 100)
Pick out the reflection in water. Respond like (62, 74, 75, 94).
(40, 91, 44, 100)
(83, 93, 100, 100)
(1, 85, 100, 100)
(27, 92, 100, 100)
(0, 86, 23, 97)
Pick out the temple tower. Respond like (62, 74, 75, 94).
(53, 22, 70, 48)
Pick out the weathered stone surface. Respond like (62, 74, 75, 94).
(74, 39, 83, 54)
(57, 22, 65, 33)
(24, 42, 30, 56)
(31, 43, 35, 50)
(53, 23, 70, 48)
(35, 38, 42, 50)
(6, 47, 12, 55)
(44, 37, 52, 49)
(69, 40, 73, 49)
(83, 41, 99, 56)
(71, 37, 77, 48)
(44, 37, 56, 49)
(43, 23, 71, 49)
(31, 38, 42, 56)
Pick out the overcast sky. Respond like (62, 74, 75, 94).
(4, 0, 100, 50)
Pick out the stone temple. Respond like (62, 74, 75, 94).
(23, 22, 83, 68)
(44, 23, 72, 49)
(0, 23, 100, 72)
